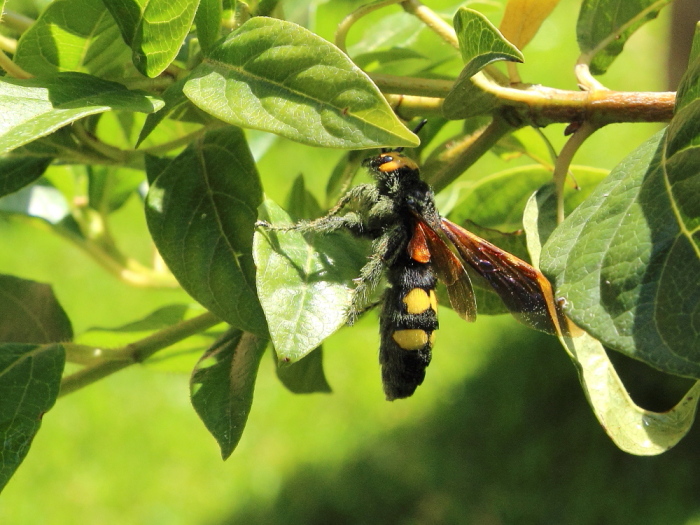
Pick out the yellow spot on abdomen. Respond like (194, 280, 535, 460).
(403, 288, 432, 314)
(429, 290, 438, 312)
(392, 329, 430, 350)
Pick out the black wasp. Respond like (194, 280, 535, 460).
(260, 127, 564, 400)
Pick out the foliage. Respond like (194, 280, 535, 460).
(0, 0, 698, 496)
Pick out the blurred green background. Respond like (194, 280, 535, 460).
(2, 0, 700, 523)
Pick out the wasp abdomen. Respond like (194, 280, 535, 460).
(379, 259, 438, 400)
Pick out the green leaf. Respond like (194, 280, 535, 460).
(0, 158, 53, 198)
(190, 329, 267, 459)
(88, 166, 144, 214)
(102, 0, 200, 77)
(0, 275, 73, 344)
(194, 0, 222, 54)
(13, 0, 134, 79)
(0, 343, 65, 492)
(691, 22, 700, 64)
(325, 150, 365, 205)
(183, 17, 418, 149)
(285, 175, 323, 221)
(453, 7, 524, 70)
(90, 304, 194, 332)
(577, 0, 672, 75)
(561, 333, 700, 455)
(88, 166, 145, 214)
(525, 193, 700, 456)
(443, 8, 523, 120)
(137, 78, 209, 147)
(0, 72, 164, 156)
(145, 127, 267, 336)
(275, 346, 332, 394)
(253, 201, 368, 362)
(541, 116, 700, 377)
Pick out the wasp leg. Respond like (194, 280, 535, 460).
(347, 225, 406, 323)
(256, 184, 379, 237)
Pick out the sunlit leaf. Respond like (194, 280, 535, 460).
(254, 201, 367, 362)
(444, 8, 523, 119)
(0, 73, 163, 156)
(102, 0, 200, 77)
(184, 17, 418, 149)
(14, 0, 133, 80)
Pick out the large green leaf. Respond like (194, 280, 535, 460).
(191, 329, 267, 459)
(0, 73, 164, 156)
(0, 275, 73, 344)
(183, 17, 418, 149)
(577, 0, 672, 75)
(541, 107, 700, 376)
(0, 343, 65, 492)
(13, 0, 133, 79)
(145, 127, 267, 336)
(525, 195, 700, 456)
(443, 8, 523, 120)
(102, 0, 200, 77)
(253, 201, 368, 362)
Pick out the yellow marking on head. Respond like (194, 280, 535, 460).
(377, 153, 419, 173)
(403, 288, 432, 314)
(429, 290, 438, 312)
(392, 329, 429, 350)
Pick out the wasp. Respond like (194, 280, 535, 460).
(260, 134, 565, 400)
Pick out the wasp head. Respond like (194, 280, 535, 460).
(363, 152, 420, 182)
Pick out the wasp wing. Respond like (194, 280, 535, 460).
(413, 220, 477, 322)
(439, 218, 562, 335)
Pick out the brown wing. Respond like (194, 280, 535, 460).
(439, 217, 564, 335)
(413, 220, 477, 322)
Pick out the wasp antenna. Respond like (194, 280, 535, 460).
(394, 119, 429, 152)
(412, 119, 428, 135)
(383, 120, 429, 154)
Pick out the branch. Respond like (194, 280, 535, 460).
(59, 312, 223, 396)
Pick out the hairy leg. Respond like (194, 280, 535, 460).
(256, 184, 379, 236)
(347, 225, 406, 323)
